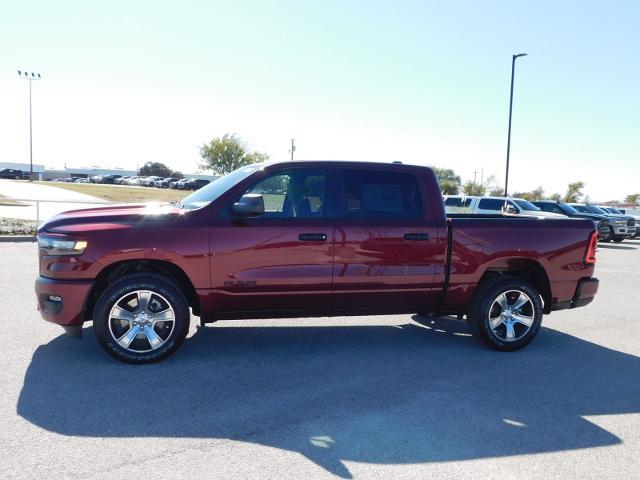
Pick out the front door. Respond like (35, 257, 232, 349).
(210, 167, 335, 315)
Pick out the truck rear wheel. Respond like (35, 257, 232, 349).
(93, 273, 190, 364)
(469, 276, 543, 351)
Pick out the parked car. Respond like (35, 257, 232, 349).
(184, 179, 210, 190)
(0, 168, 25, 179)
(35, 161, 599, 363)
(114, 176, 130, 185)
(532, 200, 610, 241)
(597, 206, 638, 238)
(569, 204, 634, 242)
(151, 177, 167, 187)
(89, 175, 103, 183)
(443, 195, 566, 218)
(124, 176, 143, 186)
(157, 177, 180, 188)
(139, 176, 162, 187)
(171, 178, 190, 190)
(101, 174, 123, 184)
(73, 178, 90, 183)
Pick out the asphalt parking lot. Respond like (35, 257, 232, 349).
(1, 240, 639, 479)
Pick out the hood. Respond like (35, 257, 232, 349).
(519, 210, 566, 218)
(38, 203, 185, 234)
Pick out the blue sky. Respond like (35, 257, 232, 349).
(1, 0, 638, 200)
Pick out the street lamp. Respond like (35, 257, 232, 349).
(504, 53, 527, 197)
(17, 70, 42, 181)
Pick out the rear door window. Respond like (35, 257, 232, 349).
(340, 170, 423, 218)
(477, 198, 505, 211)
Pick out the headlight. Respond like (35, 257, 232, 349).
(37, 236, 88, 255)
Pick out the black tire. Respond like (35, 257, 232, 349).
(613, 237, 624, 243)
(468, 276, 543, 351)
(93, 273, 190, 364)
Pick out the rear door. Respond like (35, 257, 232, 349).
(210, 166, 335, 314)
(332, 167, 444, 312)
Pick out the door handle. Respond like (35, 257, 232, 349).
(404, 232, 430, 241)
(299, 233, 327, 241)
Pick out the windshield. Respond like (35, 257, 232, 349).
(514, 199, 541, 211)
(606, 207, 623, 214)
(559, 203, 579, 214)
(586, 205, 608, 215)
(179, 164, 265, 209)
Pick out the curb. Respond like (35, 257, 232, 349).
(0, 235, 36, 243)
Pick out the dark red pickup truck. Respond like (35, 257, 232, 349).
(35, 161, 599, 363)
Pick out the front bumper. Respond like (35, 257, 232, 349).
(611, 225, 632, 237)
(35, 276, 93, 327)
(551, 277, 599, 311)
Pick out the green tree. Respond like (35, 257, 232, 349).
(513, 186, 545, 201)
(463, 180, 485, 196)
(550, 193, 562, 201)
(563, 181, 585, 203)
(488, 186, 505, 196)
(139, 162, 173, 177)
(624, 193, 640, 205)
(431, 167, 461, 194)
(200, 133, 269, 175)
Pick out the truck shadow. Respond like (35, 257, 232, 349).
(598, 244, 637, 250)
(17, 317, 640, 478)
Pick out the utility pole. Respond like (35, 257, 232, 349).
(18, 70, 42, 181)
(472, 170, 478, 190)
(290, 138, 296, 161)
(504, 53, 527, 197)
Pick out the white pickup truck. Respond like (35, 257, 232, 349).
(443, 195, 567, 218)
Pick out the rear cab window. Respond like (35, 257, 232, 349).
(339, 169, 424, 219)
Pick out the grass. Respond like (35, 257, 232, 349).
(33, 181, 186, 203)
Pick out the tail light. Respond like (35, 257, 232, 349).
(585, 231, 598, 264)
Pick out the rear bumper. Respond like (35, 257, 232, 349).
(35, 276, 93, 326)
(551, 277, 599, 311)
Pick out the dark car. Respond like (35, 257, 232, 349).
(35, 161, 600, 363)
(532, 200, 610, 241)
(569, 203, 634, 242)
(0, 168, 25, 179)
(157, 177, 179, 188)
(100, 174, 123, 184)
(184, 179, 211, 191)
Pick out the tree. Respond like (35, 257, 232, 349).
(624, 193, 640, 205)
(488, 186, 505, 196)
(550, 193, 562, 201)
(464, 174, 500, 196)
(139, 162, 174, 177)
(431, 167, 461, 194)
(563, 181, 585, 203)
(512, 186, 545, 201)
(200, 133, 269, 175)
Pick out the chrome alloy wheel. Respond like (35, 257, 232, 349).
(108, 290, 176, 353)
(488, 289, 536, 342)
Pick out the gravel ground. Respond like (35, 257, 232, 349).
(1, 240, 639, 479)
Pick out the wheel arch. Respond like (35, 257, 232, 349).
(476, 258, 552, 314)
(84, 259, 200, 322)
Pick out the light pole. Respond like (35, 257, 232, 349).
(290, 138, 296, 161)
(18, 70, 42, 181)
(504, 53, 527, 197)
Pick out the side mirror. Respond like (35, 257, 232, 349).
(503, 204, 519, 215)
(231, 194, 265, 217)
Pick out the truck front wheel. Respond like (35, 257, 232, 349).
(93, 273, 190, 364)
(469, 277, 543, 351)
